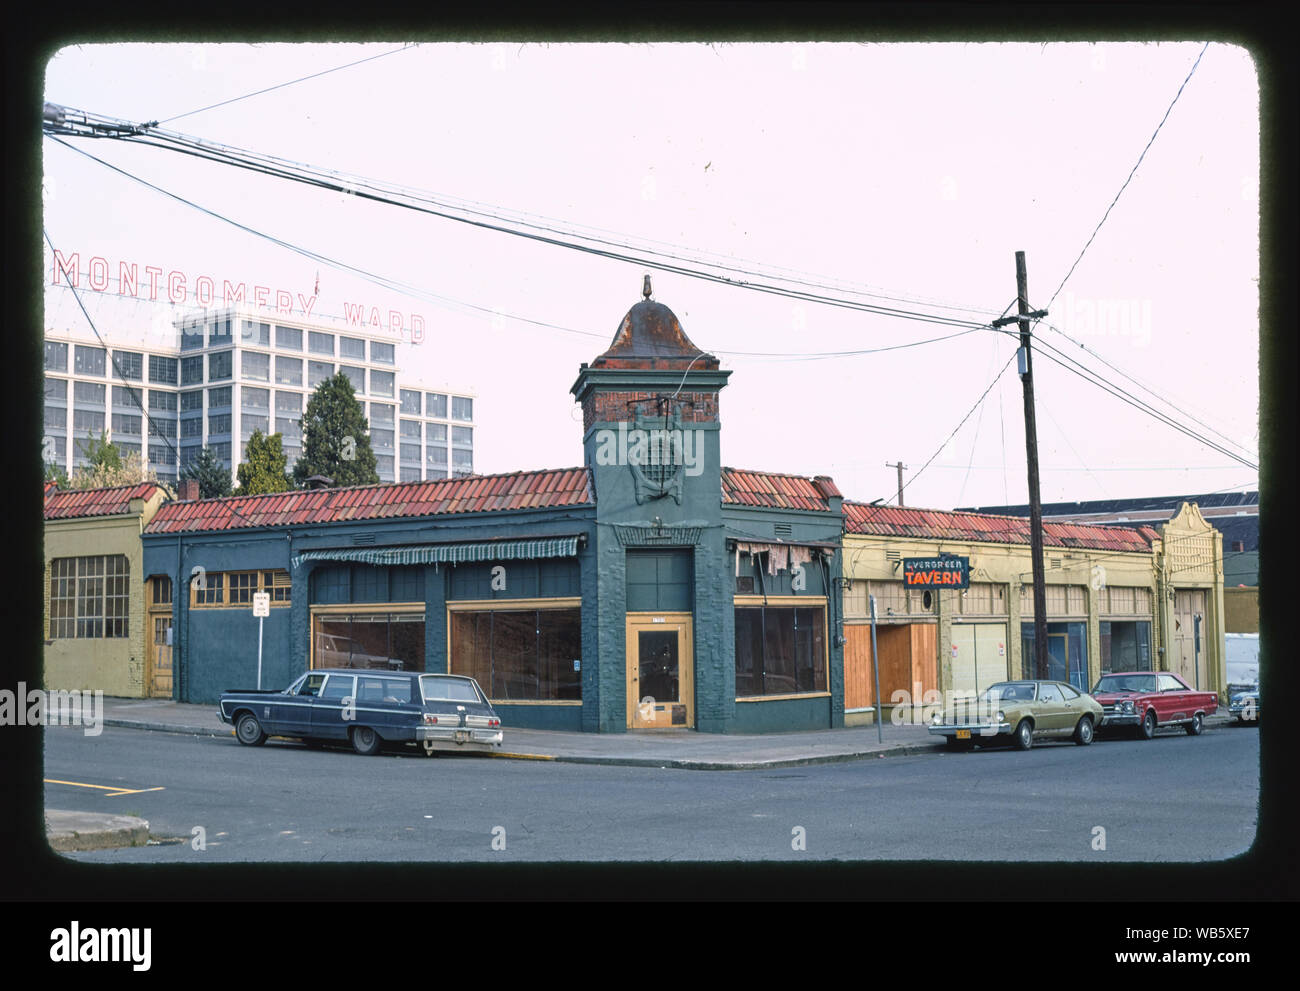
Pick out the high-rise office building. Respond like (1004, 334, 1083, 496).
(43, 307, 475, 486)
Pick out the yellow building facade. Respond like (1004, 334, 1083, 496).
(841, 501, 1225, 723)
(43, 483, 168, 698)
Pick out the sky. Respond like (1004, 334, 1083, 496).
(40, 41, 1261, 510)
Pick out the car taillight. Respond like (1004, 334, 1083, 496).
(423, 714, 438, 725)
(490, 718, 500, 727)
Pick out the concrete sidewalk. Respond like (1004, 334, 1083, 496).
(94, 695, 944, 770)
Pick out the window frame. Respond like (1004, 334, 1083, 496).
(190, 569, 291, 609)
(733, 594, 830, 701)
(48, 555, 130, 639)
(446, 597, 583, 705)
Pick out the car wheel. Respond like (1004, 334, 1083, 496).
(1139, 710, 1157, 741)
(1013, 719, 1033, 751)
(235, 712, 267, 746)
(351, 726, 382, 756)
(1185, 713, 1204, 736)
(1073, 716, 1094, 746)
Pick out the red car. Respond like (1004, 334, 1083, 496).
(1092, 671, 1218, 739)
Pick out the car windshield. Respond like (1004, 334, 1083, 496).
(420, 676, 482, 704)
(984, 683, 1036, 702)
(1094, 674, 1157, 694)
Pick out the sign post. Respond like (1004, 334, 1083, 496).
(869, 594, 883, 743)
(253, 592, 270, 689)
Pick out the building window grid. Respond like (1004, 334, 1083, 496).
(191, 570, 291, 607)
(148, 354, 179, 384)
(181, 355, 204, 385)
(46, 342, 69, 372)
(49, 555, 129, 639)
(149, 390, 178, 412)
(74, 345, 107, 376)
(112, 385, 143, 408)
(113, 351, 144, 380)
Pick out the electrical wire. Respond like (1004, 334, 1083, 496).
(44, 228, 184, 478)
(47, 137, 1000, 362)
(1030, 335, 1257, 470)
(1045, 42, 1210, 312)
(883, 349, 1018, 507)
(44, 108, 1000, 332)
(155, 44, 421, 125)
(1037, 319, 1255, 459)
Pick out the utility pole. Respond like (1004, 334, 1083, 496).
(993, 252, 1049, 679)
(886, 462, 907, 506)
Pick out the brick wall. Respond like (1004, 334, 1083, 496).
(582, 390, 720, 433)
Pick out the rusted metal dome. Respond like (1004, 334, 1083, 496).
(591, 281, 719, 370)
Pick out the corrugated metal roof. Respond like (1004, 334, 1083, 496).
(44, 482, 163, 520)
(722, 468, 839, 512)
(144, 468, 595, 535)
(843, 502, 1158, 553)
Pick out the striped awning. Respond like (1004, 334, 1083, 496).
(293, 536, 580, 568)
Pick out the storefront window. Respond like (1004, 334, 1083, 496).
(1100, 620, 1152, 674)
(735, 605, 826, 697)
(313, 612, 425, 672)
(449, 607, 581, 701)
(1020, 621, 1088, 690)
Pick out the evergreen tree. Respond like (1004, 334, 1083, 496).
(292, 372, 379, 488)
(182, 446, 233, 499)
(237, 430, 293, 495)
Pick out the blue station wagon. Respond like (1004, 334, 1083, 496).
(219, 669, 504, 756)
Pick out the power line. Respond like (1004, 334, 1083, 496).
(885, 348, 1018, 506)
(1045, 42, 1210, 312)
(155, 44, 421, 125)
(1038, 319, 1255, 459)
(47, 137, 998, 363)
(44, 107, 999, 333)
(1030, 336, 1257, 470)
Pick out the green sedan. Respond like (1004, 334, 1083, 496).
(928, 680, 1105, 751)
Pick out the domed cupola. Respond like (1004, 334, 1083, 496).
(590, 276, 719, 371)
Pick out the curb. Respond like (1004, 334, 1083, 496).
(103, 717, 233, 739)
(94, 712, 1237, 770)
(46, 810, 151, 852)
(101, 716, 940, 768)
(495, 741, 945, 770)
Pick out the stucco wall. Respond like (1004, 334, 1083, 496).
(44, 511, 152, 697)
(843, 534, 1158, 699)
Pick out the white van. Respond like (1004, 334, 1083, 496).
(1225, 632, 1259, 692)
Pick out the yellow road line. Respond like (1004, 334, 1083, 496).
(492, 752, 556, 761)
(44, 778, 165, 798)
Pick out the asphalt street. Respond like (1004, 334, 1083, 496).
(44, 722, 1259, 863)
